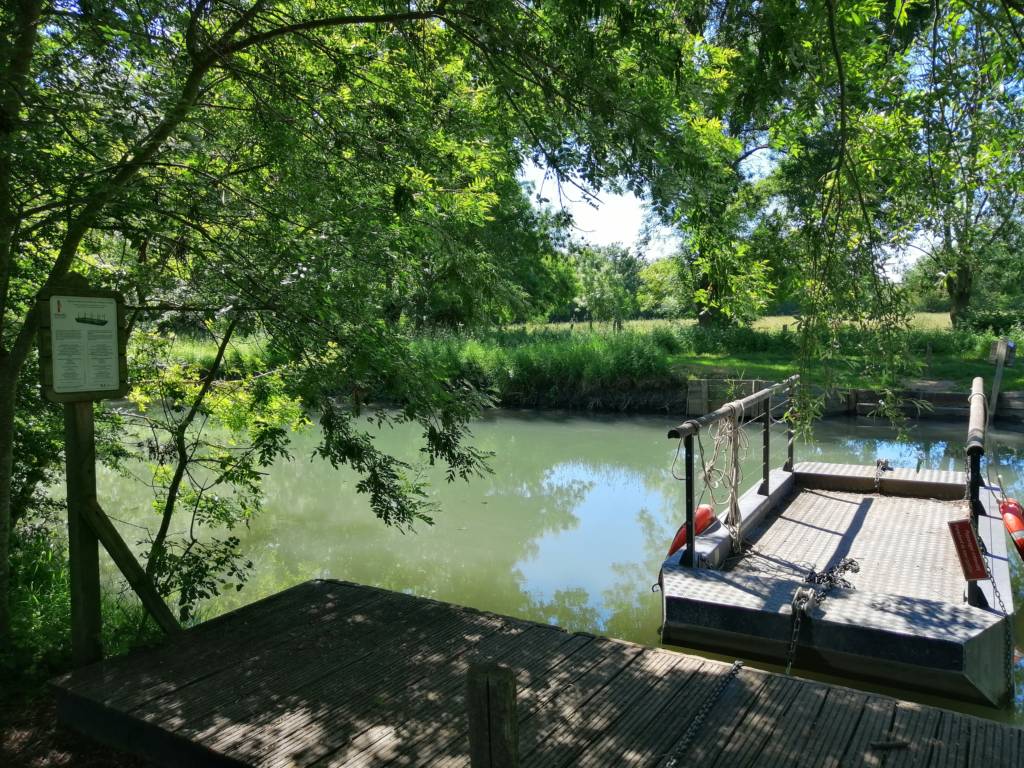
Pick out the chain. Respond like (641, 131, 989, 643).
(663, 660, 744, 767)
(962, 455, 1015, 702)
(874, 458, 891, 493)
(784, 558, 860, 675)
(784, 589, 811, 675)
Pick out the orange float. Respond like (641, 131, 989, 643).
(667, 504, 716, 557)
(999, 497, 1023, 521)
(1004, 511, 1024, 559)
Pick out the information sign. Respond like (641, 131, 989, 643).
(36, 276, 129, 403)
(49, 295, 120, 393)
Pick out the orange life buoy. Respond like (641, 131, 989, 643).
(667, 504, 716, 557)
(999, 498, 1023, 521)
(1004, 512, 1024, 559)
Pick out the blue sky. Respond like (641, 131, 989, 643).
(520, 162, 680, 260)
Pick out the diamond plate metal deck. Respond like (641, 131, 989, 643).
(729, 489, 967, 605)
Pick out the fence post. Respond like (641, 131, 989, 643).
(467, 663, 518, 768)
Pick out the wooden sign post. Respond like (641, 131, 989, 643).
(37, 275, 178, 666)
(987, 337, 1016, 429)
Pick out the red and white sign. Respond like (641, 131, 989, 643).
(947, 519, 987, 581)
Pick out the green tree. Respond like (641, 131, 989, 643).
(637, 256, 692, 318)
(908, 3, 1024, 324)
(571, 244, 643, 330)
(0, 1, 739, 639)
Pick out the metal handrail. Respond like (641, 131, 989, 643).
(966, 376, 985, 456)
(668, 375, 799, 568)
(966, 376, 986, 525)
(667, 375, 800, 439)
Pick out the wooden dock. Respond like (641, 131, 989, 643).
(52, 579, 1022, 767)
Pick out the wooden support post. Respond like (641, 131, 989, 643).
(65, 402, 103, 665)
(83, 501, 180, 635)
(466, 663, 518, 768)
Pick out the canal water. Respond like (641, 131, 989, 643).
(97, 411, 1024, 722)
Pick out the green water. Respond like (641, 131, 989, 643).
(96, 411, 1024, 721)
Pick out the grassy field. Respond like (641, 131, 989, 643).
(537, 312, 954, 334)
(164, 314, 1023, 411)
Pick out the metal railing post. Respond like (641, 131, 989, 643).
(760, 396, 770, 495)
(966, 376, 986, 525)
(684, 433, 695, 568)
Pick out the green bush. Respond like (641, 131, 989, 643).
(2, 516, 162, 690)
(963, 309, 1021, 335)
(678, 324, 798, 355)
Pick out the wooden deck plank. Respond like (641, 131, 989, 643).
(49, 580, 1023, 768)
(838, 695, 897, 767)
(513, 639, 645, 760)
(883, 701, 941, 768)
(112, 581, 389, 713)
(925, 709, 970, 768)
(59, 580, 367, 704)
(622, 660, 751, 768)
(426, 634, 633, 768)
(657, 665, 771, 765)
(707, 671, 804, 768)
(131, 583, 439, 729)
(520, 648, 682, 767)
(567, 655, 708, 768)
(233, 614, 530, 767)
(194, 598, 503, 760)
(794, 688, 872, 768)
(968, 718, 1019, 767)
(422, 635, 646, 768)
(745, 680, 830, 768)
(327, 625, 594, 768)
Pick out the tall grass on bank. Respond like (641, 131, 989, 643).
(1, 517, 162, 694)
(167, 318, 1024, 410)
(416, 329, 683, 409)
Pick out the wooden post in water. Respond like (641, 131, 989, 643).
(466, 663, 518, 768)
(65, 402, 103, 665)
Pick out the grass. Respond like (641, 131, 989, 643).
(166, 332, 278, 375)
(1, 517, 163, 694)
(164, 314, 1024, 411)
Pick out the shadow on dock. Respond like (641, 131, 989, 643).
(52, 580, 1023, 767)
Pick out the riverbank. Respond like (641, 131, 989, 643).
(169, 318, 1024, 414)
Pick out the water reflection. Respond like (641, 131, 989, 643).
(96, 411, 1024, 721)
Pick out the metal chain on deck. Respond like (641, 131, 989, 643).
(784, 558, 860, 675)
(873, 458, 891, 493)
(662, 660, 744, 768)
(963, 457, 1016, 701)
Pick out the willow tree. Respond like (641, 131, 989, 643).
(0, 2, 740, 639)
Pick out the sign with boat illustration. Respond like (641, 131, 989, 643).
(37, 276, 128, 402)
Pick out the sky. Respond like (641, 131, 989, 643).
(519, 162, 680, 261)
(519, 160, 921, 278)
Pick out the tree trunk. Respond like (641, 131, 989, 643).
(945, 260, 972, 327)
(0, 367, 17, 640)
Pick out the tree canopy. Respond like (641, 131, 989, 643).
(1, 0, 1022, 638)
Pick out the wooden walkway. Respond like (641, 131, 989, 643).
(52, 580, 1022, 767)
